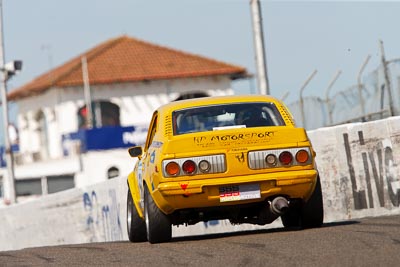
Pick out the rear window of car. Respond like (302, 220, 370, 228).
(173, 102, 285, 135)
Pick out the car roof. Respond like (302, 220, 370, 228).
(157, 94, 284, 114)
(154, 94, 297, 135)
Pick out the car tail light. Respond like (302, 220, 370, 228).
(163, 154, 226, 178)
(182, 160, 196, 174)
(279, 151, 293, 165)
(165, 162, 180, 176)
(198, 160, 211, 173)
(265, 154, 277, 166)
(248, 147, 312, 170)
(296, 149, 309, 163)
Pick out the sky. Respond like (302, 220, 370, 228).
(2, 0, 400, 122)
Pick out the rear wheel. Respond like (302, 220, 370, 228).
(281, 176, 324, 229)
(127, 190, 147, 242)
(300, 176, 324, 228)
(144, 186, 172, 244)
(281, 202, 301, 228)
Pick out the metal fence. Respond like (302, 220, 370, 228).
(287, 58, 400, 130)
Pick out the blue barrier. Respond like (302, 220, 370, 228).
(62, 125, 147, 154)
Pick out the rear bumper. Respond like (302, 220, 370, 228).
(155, 169, 318, 214)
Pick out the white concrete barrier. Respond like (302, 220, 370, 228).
(1, 116, 399, 251)
(0, 178, 127, 251)
(309, 116, 400, 221)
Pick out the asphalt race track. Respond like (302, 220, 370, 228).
(1, 215, 399, 266)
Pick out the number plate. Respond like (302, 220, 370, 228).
(219, 184, 261, 202)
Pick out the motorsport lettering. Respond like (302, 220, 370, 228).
(194, 131, 275, 143)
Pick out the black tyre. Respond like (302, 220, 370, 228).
(281, 176, 324, 229)
(281, 202, 301, 228)
(127, 190, 147, 242)
(300, 176, 324, 228)
(144, 186, 172, 244)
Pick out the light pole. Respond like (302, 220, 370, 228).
(0, 0, 22, 204)
(250, 0, 270, 95)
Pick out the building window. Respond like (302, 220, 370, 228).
(47, 175, 75, 193)
(78, 101, 120, 129)
(35, 110, 49, 158)
(107, 167, 119, 179)
(15, 175, 75, 197)
(16, 179, 42, 196)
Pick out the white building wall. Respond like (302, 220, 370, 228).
(26, 111, 41, 153)
(16, 89, 61, 157)
(73, 149, 136, 187)
(57, 101, 80, 134)
(44, 107, 62, 158)
(17, 115, 29, 155)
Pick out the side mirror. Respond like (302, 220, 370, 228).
(128, 146, 143, 158)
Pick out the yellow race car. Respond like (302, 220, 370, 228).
(127, 95, 323, 243)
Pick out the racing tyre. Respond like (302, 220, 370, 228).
(127, 190, 147, 242)
(281, 202, 301, 228)
(300, 176, 324, 228)
(144, 186, 172, 244)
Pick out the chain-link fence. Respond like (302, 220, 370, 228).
(287, 59, 400, 130)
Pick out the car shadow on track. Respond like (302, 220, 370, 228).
(171, 220, 360, 242)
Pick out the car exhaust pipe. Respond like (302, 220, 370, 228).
(270, 197, 289, 216)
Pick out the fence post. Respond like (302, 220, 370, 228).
(325, 70, 342, 126)
(357, 55, 370, 121)
(380, 40, 394, 117)
(299, 70, 317, 128)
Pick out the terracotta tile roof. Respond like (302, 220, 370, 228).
(8, 35, 248, 101)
